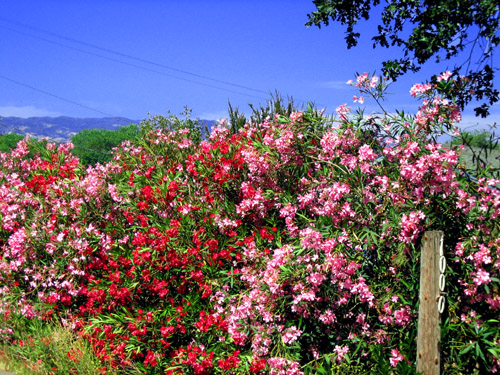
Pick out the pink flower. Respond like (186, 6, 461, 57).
(473, 269, 491, 286)
(358, 144, 377, 162)
(473, 244, 492, 266)
(267, 358, 303, 375)
(410, 83, 432, 97)
(5, 228, 27, 272)
(389, 348, 404, 367)
(289, 111, 303, 122)
(437, 71, 453, 82)
(393, 306, 411, 326)
(351, 278, 375, 307)
(334, 345, 349, 363)
(282, 326, 302, 345)
(319, 309, 336, 325)
(336, 104, 350, 121)
(399, 211, 426, 243)
(300, 227, 323, 250)
(353, 96, 365, 104)
(307, 272, 325, 287)
(449, 106, 462, 123)
(354, 73, 370, 88)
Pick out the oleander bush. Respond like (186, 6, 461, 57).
(0, 72, 499, 374)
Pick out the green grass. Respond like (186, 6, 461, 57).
(0, 320, 123, 375)
(458, 146, 500, 171)
(0, 349, 15, 373)
(456, 146, 500, 189)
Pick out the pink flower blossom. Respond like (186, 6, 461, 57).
(336, 104, 350, 121)
(300, 227, 323, 250)
(437, 71, 453, 82)
(319, 309, 336, 325)
(267, 358, 303, 375)
(410, 83, 432, 97)
(473, 269, 491, 286)
(393, 306, 411, 326)
(353, 96, 365, 104)
(282, 326, 302, 345)
(358, 144, 377, 162)
(334, 345, 349, 363)
(307, 272, 325, 287)
(399, 211, 426, 243)
(389, 348, 404, 367)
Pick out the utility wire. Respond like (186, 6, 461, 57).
(0, 24, 268, 101)
(0, 17, 329, 110)
(0, 16, 270, 96)
(0, 74, 117, 117)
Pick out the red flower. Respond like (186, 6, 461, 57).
(168, 180, 179, 191)
(249, 358, 266, 373)
(217, 350, 240, 371)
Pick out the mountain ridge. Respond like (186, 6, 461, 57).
(0, 116, 140, 142)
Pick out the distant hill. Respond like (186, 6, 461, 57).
(0, 116, 140, 142)
(0, 116, 217, 142)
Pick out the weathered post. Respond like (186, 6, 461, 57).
(416, 231, 443, 374)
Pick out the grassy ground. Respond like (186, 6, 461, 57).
(458, 146, 500, 170)
(456, 146, 500, 189)
(0, 321, 120, 375)
(0, 351, 15, 374)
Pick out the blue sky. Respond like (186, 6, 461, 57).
(0, 0, 498, 131)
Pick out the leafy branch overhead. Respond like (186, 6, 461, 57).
(306, 0, 500, 117)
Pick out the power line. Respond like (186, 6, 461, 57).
(0, 24, 267, 101)
(0, 16, 330, 110)
(0, 17, 331, 120)
(0, 16, 270, 96)
(0, 74, 117, 117)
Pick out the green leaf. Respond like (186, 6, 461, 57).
(459, 343, 474, 355)
(476, 343, 486, 363)
(278, 265, 289, 272)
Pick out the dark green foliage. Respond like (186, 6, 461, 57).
(306, 0, 500, 117)
(0, 133, 24, 153)
(248, 91, 299, 125)
(228, 91, 302, 134)
(227, 101, 247, 134)
(71, 124, 139, 165)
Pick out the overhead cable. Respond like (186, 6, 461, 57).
(0, 16, 270, 96)
(0, 74, 117, 117)
(0, 24, 268, 101)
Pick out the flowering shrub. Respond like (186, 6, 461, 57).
(0, 73, 499, 374)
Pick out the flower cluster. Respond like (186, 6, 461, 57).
(0, 73, 498, 374)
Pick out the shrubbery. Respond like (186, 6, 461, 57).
(71, 124, 140, 166)
(0, 73, 499, 374)
(0, 133, 24, 153)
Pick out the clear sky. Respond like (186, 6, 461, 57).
(0, 0, 498, 131)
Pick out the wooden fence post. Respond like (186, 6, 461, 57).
(416, 231, 443, 375)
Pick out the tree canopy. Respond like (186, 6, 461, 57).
(0, 132, 24, 153)
(306, 0, 500, 117)
(71, 124, 139, 165)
